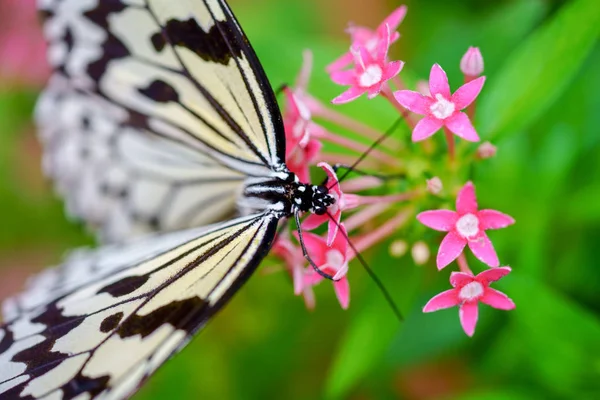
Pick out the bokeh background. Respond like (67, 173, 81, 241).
(1, 0, 599, 399)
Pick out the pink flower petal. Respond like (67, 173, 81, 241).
(477, 266, 511, 284)
(332, 86, 366, 104)
(326, 52, 353, 73)
(304, 270, 324, 286)
(381, 5, 408, 32)
(412, 116, 444, 142)
(292, 263, 304, 295)
(429, 64, 451, 99)
(417, 210, 457, 231)
(334, 277, 350, 309)
(375, 24, 392, 61)
(383, 60, 404, 81)
(348, 26, 373, 44)
(478, 209, 515, 230)
(451, 76, 486, 109)
(330, 70, 356, 86)
(302, 213, 327, 231)
(445, 112, 480, 142)
(302, 286, 316, 310)
(467, 231, 500, 267)
(456, 181, 478, 214)
(481, 288, 515, 310)
(327, 217, 341, 246)
(437, 231, 467, 270)
(330, 224, 349, 257)
(393, 90, 432, 115)
(423, 289, 460, 312)
(367, 85, 382, 99)
(294, 231, 327, 266)
(449, 271, 475, 288)
(459, 302, 479, 337)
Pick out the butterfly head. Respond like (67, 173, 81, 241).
(292, 183, 335, 215)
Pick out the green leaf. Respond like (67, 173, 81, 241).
(324, 253, 423, 399)
(478, 0, 600, 140)
(506, 275, 600, 397)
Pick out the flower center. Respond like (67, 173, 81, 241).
(358, 65, 382, 87)
(455, 213, 479, 238)
(326, 249, 344, 268)
(429, 94, 455, 119)
(458, 281, 484, 301)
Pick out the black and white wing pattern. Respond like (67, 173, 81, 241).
(38, 75, 245, 242)
(0, 213, 278, 400)
(37, 0, 286, 241)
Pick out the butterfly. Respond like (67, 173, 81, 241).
(0, 0, 339, 398)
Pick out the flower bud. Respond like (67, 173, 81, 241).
(411, 241, 430, 265)
(426, 177, 443, 195)
(389, 239, 408, 258)
(477, 141, 497, 159)
(460, 47, 484, 78)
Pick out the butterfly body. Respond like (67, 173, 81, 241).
(240, 170, 334, 217)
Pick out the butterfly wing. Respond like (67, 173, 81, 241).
(38, 0, 286, 241)
(0, 213, 277, 399)
(38, 74, 246, 242)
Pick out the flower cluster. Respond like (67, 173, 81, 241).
(271, 5, 515, 336)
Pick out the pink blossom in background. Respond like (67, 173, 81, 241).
(282, 88, 322, 182)
(303, 162, 360, 245)
(423, 267, 515, 336)
(0, 0, 49, 87)
(394, 64, 485, 142)
(327, 5, 407, 73)
(330, 25, 404, 104)
(417, 182, 514, 270)
(297, 224, 351, 309)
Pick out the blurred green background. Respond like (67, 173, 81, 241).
(1, 0, 599, 399)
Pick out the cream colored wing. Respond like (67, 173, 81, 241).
(37, 0, 287, 241)
(0, 212, 277, 399)
(38, 74, 245, 242)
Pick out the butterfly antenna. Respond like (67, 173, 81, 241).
(332, 116, 404, 188)
(327, 210, 404, 322)
(294, 210, 336, 281)
(275, 83, 288, 97)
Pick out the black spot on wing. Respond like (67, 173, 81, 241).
(82, 1, 130, 82)
(117, 297, 207, 338)
(8, 303, 86, 377)
(160, 18, 242, 65)
(138, 79, 180, 103)
(83, 1, 127, 28)
(100, 312, 125, 333)
(151, 32, 166, 52)
(97, 275, 150, 297)
(61, 372, 110, 398)
(0, 327, 14, 354)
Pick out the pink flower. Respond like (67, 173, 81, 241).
(417, 182, 514, 269)
(0, 0, 50, 87)
(331, 25, 404, 104)
(327, 6, 407, 72)
(423, 267, 515, 336)
(394, 64, 485, 142)
(282, 88, 322, 182)
(303, 163, 359, 245)
(272, 235, 316, 309)
(460, 47, 484, 79)
(297, 224, 351, 309)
